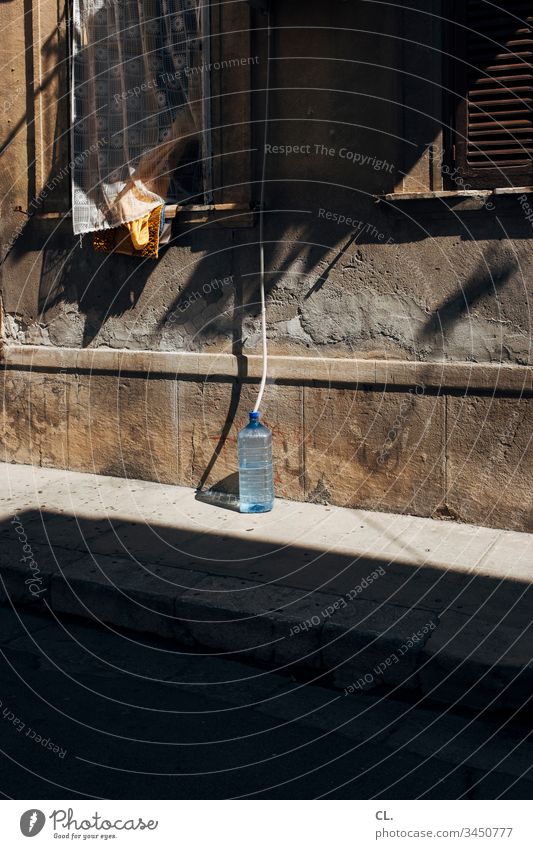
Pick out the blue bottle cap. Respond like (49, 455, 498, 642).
(249, 411, 260, 421)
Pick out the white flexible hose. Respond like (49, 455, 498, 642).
(253, 13, 272, 414)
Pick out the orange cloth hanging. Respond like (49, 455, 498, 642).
(126, 213, 152, 250)
(91, 206, 163, 259)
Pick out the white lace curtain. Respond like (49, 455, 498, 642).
(71, 0, 203, 234)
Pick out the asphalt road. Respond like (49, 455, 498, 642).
(0, 604, 531, 799)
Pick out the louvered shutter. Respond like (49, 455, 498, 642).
(454, 1, 533, 187)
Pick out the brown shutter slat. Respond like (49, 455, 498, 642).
(453, 0, 533, 187)
(466, 1, 533, 169)
(470, 123, 531, 133)
(471, 74, 533, 86)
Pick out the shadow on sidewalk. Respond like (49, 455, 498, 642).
(0, 507, 532, 800)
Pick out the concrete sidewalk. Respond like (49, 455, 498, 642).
(1, 462, 532, 712)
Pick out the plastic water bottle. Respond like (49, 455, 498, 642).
(238, 411, 274, 513)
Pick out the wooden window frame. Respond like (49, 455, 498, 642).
(32, 0, 254, 228)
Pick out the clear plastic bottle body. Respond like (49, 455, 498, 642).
(238, 412, 274, 513)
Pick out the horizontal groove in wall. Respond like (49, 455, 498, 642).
(1, 345, 532, 394)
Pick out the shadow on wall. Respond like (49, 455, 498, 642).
(5, 194, 525, 354)
(2, 199, 521, 493)
(36, 242, 157, 348)
(418, 244, 518, 345)
(3, 0, 532, 354)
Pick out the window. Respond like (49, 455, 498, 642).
(70, 0, 253, 233)
(71, 0, 209, 233)
(450, 0, 533, 188)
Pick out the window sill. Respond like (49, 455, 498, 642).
(34, 203, 255, 230)
(165, 203, 255, 227)
(378, 187, 533, 211)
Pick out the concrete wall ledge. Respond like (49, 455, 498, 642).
(2, 344, 532, 394)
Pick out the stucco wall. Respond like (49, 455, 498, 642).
(1, 0, 532, 532)
(1, 0, 531, 364)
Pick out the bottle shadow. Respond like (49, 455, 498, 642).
(195, 472, 241, 513)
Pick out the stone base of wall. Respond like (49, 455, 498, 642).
(1, 346, 532, 533)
